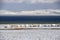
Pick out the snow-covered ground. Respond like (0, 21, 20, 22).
(0, 30, 60, 40)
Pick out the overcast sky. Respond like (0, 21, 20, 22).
(0, 0, 60, 11)
(1, 0, 59, 3)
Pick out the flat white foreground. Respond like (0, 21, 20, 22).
(0, 30, 60, 40)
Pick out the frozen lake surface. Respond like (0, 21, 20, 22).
(0, 30, 60, 40)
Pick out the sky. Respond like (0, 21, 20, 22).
(0, 0, 60, 16)
(0, 0, 60, 11)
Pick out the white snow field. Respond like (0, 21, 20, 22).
(0, 30, 60, 40)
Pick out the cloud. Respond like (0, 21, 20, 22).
(2, 0, 58, 3)
(0, 9, 60, 16)
(2, 0, 24, 3)
(0, 10, 17, 16)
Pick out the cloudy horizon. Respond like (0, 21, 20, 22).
(0, 0, 60, 14)
(0, 2, 60, 11)
(1, 0, 59, 3)
(0, 9, 60, 16)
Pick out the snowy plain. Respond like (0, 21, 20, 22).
(0, 30, 60, 40)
